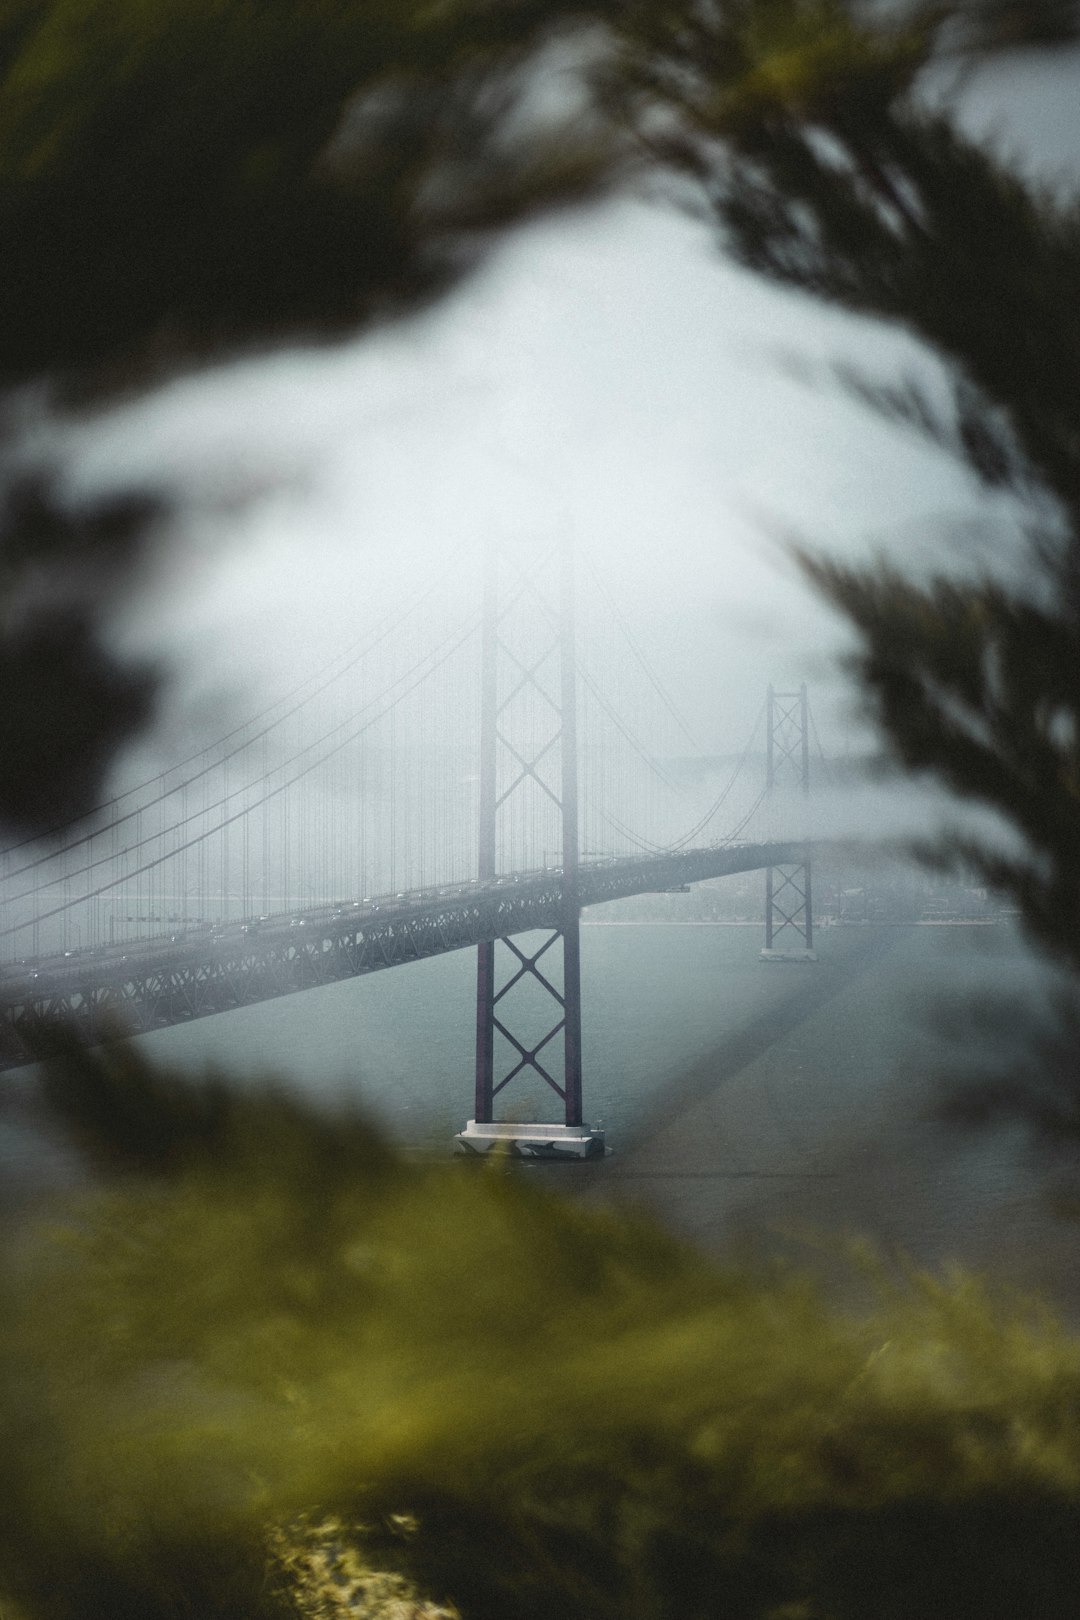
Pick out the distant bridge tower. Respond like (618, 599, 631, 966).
(761, 683, 816, 962)
(456, 539, 604, 1158)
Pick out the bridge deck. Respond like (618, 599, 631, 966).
(0, 842, 804, 1070)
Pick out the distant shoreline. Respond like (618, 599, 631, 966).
(580, 918, 1001, 928)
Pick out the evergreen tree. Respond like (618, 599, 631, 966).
(602, 0, 1080, 973)
(0, 0, 617, 832)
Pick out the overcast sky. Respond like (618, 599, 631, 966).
(57, 42, 1080, 793)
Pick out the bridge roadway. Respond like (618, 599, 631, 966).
(0, 841, 804, 1071)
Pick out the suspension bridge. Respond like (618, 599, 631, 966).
(0, 542, 823, 1154)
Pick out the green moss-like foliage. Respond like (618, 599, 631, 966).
(2, 1043, 1080, 1618)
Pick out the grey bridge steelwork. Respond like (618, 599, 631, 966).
(0, 841, 803, 1071)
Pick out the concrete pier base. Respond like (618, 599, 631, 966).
(455, 1120, 606, 1159)
(760, 947, 817, 963)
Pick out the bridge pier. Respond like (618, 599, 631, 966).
(456, 1120, 605, 1158)
(457, 537, 605, 1158)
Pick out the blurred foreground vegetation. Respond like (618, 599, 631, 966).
(2, 1045, 1080, 1619)
(2, 16, 1080, 1612)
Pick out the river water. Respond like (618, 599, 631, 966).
(3, 918, 1079, 1314)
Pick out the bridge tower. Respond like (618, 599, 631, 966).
(761, 683, 816, 962)
(455, 539, 604, 1158)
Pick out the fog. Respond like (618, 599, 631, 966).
(7, 33, 1080, 1620)
(59, 206, 972, 774)
(34, 73, 1054, 767)
(29, 56, 1062, 876)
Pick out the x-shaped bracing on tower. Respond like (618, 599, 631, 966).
(490, 932, 568, 1102)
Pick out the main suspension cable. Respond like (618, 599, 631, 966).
(0, 544, 469, 862)
(665, 700, 766, 850)
(1, 617, 481, 922)
(583, 555, 704, 753)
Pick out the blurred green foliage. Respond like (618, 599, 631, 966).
(0, 0, 619, 834)
(3, 1045, 1080, 1618)
(5, 15, 1080, 1601)
(1, 0, 1075, 840)
(0, 0, 616, 396)
(605, 1, 1080, 1047)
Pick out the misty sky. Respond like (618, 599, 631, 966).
(55, 43, 1080, 804)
